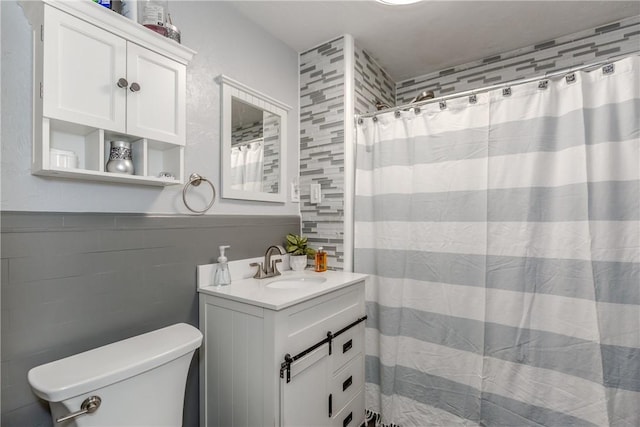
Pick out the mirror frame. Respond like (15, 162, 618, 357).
(217, 75, 291, 203)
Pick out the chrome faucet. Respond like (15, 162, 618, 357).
(251, 245, 285, 279)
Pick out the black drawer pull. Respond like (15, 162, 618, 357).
(343, 339, 353, 353)
(343, 411, 353, 427)
(342, 375, 353, 391)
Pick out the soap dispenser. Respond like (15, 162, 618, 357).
(214, 245, 231, 286)
(315, 246, 327, 272)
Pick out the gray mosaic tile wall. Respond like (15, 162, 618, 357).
(397, 15, 640, 104)
(299, 37, 347, 270)
(1, 212, 299, 426)
(232, 121, 263, 144)
(263, 113, 280, 193)
(354, 46, 396, 115)
(299, 37, 397, 270)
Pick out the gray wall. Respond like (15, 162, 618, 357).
(1, 211, 300, 426)
(354, 46, 395, 115)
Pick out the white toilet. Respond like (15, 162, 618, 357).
(28, 323, 202, 426)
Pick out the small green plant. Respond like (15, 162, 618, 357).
(285, 233, 316, 257)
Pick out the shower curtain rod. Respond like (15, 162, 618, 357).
(356, 51, 640, 119)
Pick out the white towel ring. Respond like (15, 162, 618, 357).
(182, 173, 216, 214)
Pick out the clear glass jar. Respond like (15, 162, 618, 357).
(138, 0, 169, 36)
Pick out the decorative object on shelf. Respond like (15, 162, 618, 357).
(182, 173, 216, 214)
(139, 0, 168, 36)
(165, 14, 180, 44)
(120, 0, 137, 21)
(50, 148, 78, 169)
(93, 0, 122, 15)
(285, 234, 316, 271)
(158, 171, 175, 179)
(106, 140, 134, 175)
(138, 0, 182, 41)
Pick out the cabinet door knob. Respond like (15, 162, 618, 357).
(129, 82, 141, 92)
(116, 78, 128, 88)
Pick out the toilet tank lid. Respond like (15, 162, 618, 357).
(28, 323, 203, 402)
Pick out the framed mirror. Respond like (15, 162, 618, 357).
(218, 75, 290, 202)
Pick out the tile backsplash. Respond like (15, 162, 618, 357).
(299, 37, 347, 270)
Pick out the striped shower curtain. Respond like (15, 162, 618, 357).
(355, 56, 639, 426)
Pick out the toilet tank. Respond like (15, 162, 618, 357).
(28, 323, 202, 426)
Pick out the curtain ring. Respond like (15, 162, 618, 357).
(182, 173, 216, 214)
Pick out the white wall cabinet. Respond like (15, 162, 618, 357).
(42, 5, 127, 134)
(25, 0, 194, 186)
(125, 42, 185, 144)
(199, 279, 366, 427)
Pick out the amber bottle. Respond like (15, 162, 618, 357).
(315, 246, 327, 272)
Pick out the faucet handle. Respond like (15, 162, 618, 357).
(271, 259, 283, 277)
(250, 262, 266, 279)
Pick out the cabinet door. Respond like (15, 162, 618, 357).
(43, 6, 127, 132)
(281, 344, 331, 427)
(126, 43, 186, 145)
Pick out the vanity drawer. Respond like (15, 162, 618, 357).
(284, 282, 365, 355)
(330, 353, 364, 416)
(331, 322, 364, 374)
(332, 388, 364, 427)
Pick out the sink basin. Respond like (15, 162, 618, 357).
(266, 276, 327, 289)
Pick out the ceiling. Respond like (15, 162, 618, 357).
(229, 0, 640, 81)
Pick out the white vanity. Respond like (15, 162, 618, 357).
(197, 258, 367, 427)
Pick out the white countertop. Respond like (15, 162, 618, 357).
(197, 261, 367, 311)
